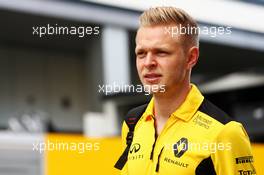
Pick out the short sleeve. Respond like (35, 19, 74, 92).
(211, 121, 256, 175)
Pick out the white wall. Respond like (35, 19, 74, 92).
(0, 45, 89, 131)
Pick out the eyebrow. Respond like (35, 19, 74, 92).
(135, 45, 172, 53)
(135, 47, 144, 53)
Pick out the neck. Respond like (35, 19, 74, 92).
(153, 82, 191, 120)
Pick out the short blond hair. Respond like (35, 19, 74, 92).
(139, 7, 199, 48)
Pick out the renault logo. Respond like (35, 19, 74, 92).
(173, 137, 188, 158)
(129, 143, 141, 154)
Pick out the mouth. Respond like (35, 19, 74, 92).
(143, 73, 162, 84)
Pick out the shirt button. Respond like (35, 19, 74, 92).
(145, 115, 152, 121)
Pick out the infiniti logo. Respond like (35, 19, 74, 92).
(129, 143, 141, 154)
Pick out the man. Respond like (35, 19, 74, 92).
(115, 7, 256, 175)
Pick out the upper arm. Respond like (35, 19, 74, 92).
(120, 121, 129, 174)
(121, 121, 129, 148)
(211, 121, 256, 175)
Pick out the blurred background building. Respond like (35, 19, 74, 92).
(0, 0, 263, 175)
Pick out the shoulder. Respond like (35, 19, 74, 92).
(124, 104, 148, 128)
(216, 121, 250, 143)
(198, 99, 232, 125)
(121, 103, 148, 133)
(196, 99, 249, 141)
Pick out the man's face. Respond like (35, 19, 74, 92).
(135, 24, 189, 94)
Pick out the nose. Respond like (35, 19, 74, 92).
(144, 53, 157, 69)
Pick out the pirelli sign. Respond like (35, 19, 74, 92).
(236, 156, 254, 164)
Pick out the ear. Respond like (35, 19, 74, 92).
(186, 46, 199, 70)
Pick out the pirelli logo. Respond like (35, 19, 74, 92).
(236, 156, 254, 164)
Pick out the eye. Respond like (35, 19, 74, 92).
(136, 51, 146, 59)
(156, 51, 168, 57)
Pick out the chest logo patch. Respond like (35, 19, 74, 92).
(173, 137, 188, 158)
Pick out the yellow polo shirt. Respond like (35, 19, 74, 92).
(120, 85, 256, 175)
